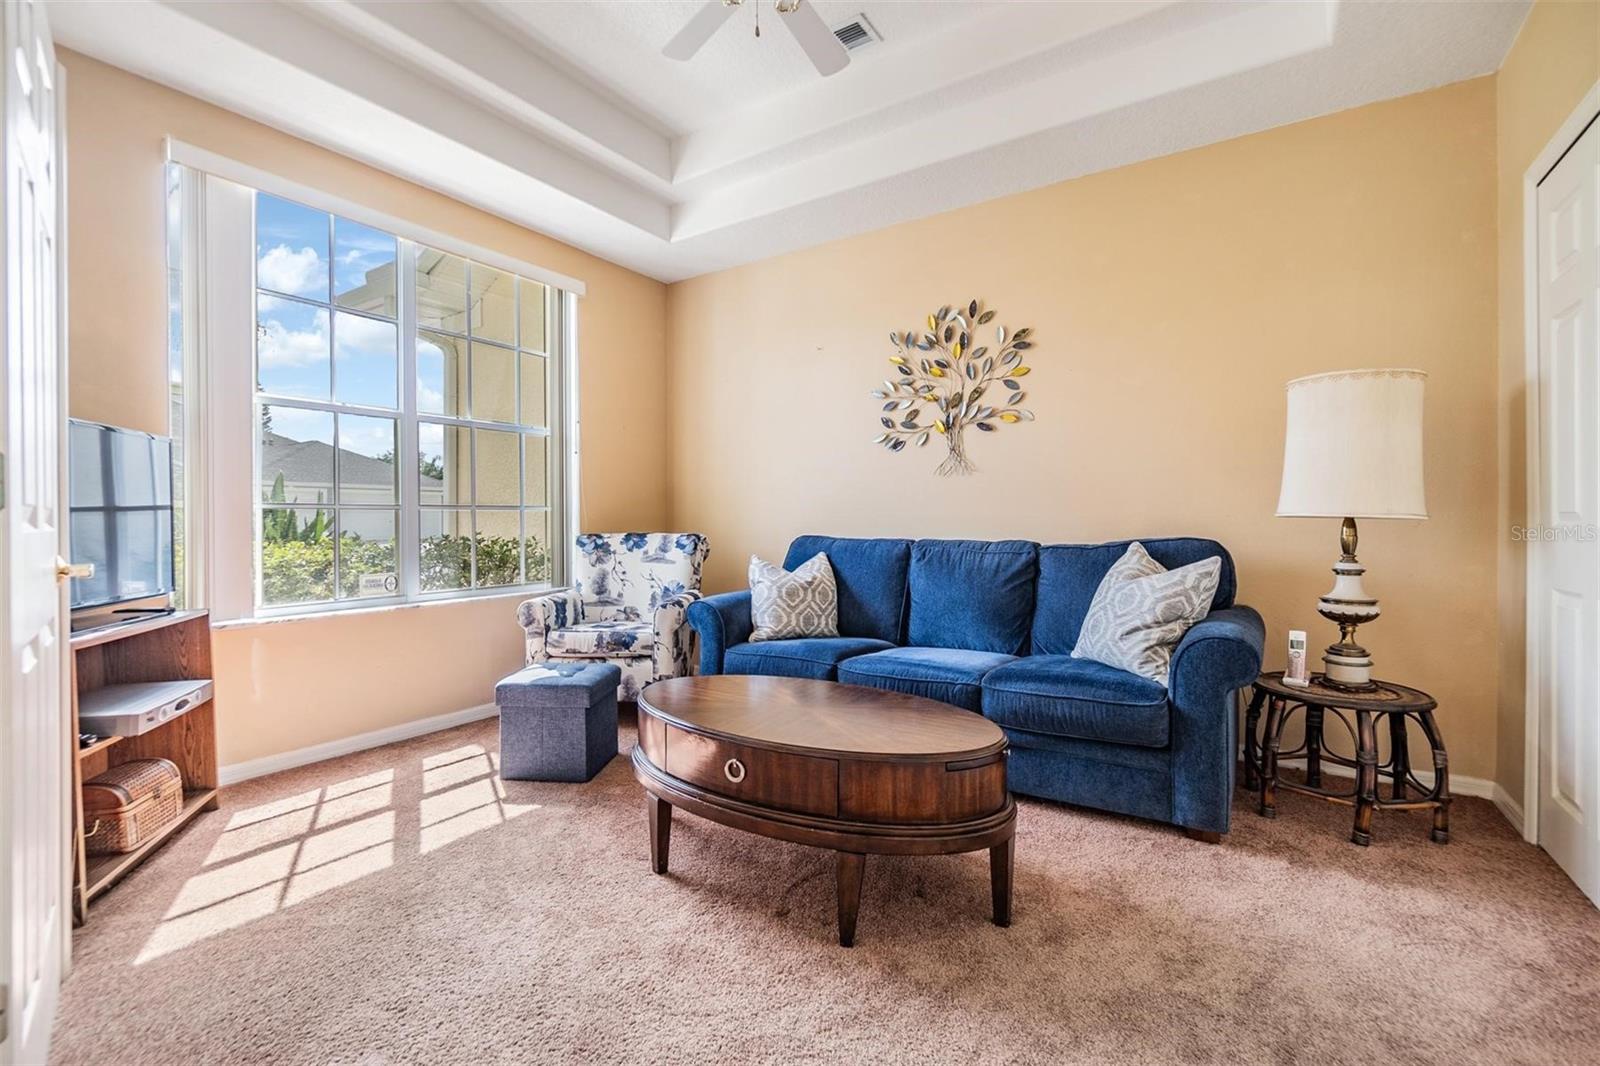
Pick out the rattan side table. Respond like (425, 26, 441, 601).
(1243, 672, 1449, 846)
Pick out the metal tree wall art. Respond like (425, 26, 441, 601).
(871, 300, 1036, 476)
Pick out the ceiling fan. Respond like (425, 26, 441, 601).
(663, 0, 850, 77)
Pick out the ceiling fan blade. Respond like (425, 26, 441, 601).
(780, 1, 849, 77)
(663, 1, 738, 61)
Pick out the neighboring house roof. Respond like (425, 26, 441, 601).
(262, 431, 442, 488)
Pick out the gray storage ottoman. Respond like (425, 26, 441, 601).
(496, 661, 621, 782)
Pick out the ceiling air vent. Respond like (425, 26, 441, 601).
(831, 14, 881, 53)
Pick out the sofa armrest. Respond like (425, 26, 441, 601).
(651, 590, 703, 680)
(515, 589, 584, 665)
(1166, 605, 1266, 834)
(686, 590, 753, 676)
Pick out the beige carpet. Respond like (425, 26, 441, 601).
(51, 712, 1600, 1066)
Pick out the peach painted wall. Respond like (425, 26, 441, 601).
(667, 80, 1503, 781)
(61, 50, 670, 767)
(1493, 0, 1600, 803)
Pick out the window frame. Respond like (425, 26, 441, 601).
(169, 141, 583, 624)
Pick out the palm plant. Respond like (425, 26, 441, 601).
(262, 472, 330, 544)
(871, 299, 1036, 475)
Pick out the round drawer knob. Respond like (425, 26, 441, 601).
(723, 758, 746, 783)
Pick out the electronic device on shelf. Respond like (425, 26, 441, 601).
(67, 418, 176, 633)
(78, 679, 213, 738)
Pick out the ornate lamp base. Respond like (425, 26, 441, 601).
(1322, 641, 1375, 690)
(1317, 517, 1380, 692)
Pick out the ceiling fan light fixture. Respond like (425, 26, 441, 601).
(664, 0, 849, 76)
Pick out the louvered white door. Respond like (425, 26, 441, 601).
(1535, 116, 1600, 907)
(0, 0, 64, 1061)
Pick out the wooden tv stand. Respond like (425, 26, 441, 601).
(70, 609, 219, 922)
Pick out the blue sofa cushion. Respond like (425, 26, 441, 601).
(1030, 538, 1236, 656)
(724, 636, 894, 681)
(784, 536, 911, 644)
(906, 539, 1038, 654)
(981, 655, 1171, 748)
(838, 646, 1016, 712)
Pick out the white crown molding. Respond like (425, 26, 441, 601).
(52, 0, 685, 280)
(300, 0, 676, 191)
(51, 0, 1531, 282)
(668, 0, 1179, 184)
(669, 1, 1334, 241)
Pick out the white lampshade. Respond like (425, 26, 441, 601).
(1276, 368, 1428, 519)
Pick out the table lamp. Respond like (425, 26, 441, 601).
(1275, 369, 1427, 691)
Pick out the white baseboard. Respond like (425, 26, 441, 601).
(1270, 757, 1521, 831)
(219, 702, 499, 786)
(1492, 784, 1525, 835)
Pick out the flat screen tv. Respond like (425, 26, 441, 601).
(68, 419, 175, 611)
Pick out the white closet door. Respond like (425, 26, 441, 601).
(1535, 115, 1600, 907)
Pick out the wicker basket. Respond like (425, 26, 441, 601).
(83, 758, 184, 855)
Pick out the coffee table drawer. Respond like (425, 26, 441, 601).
(663, 725, 838, 817)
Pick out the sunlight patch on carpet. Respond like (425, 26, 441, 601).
(314, 780, 394, 829)
(223, 788, 321, 831)
(418, 749, 538, 854)
(282, 842, 394, 907)
(204, 805, 315, 866)
(423, 752, 494, 795)
(136, 884, 283, 965)
(138, 752, 541, 964)
(422, 744, 488, 770)
(323, 769, 395, 800)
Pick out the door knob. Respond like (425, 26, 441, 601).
(54, 556, 93, 583)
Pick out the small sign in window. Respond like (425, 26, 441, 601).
(358, 573, 398, 597)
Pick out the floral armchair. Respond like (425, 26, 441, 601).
(516, 533, 709, 700)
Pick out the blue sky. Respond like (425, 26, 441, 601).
(333, 312, 397, 408)
(255, 196, 395, 307)
(256, 194, 328, 300)
(256, 297, 398, 409)
(257, 192, 399, 410)
(257, 293, 329, 400)
(334, 218, 396, 306)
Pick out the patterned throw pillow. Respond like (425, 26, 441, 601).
(1071, 542, 1221, 685)
(749, 553, 839, 642)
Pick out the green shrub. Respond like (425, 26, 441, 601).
(260, 531, 549, 605)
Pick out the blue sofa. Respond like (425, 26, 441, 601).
(686, 536, 1264, 839)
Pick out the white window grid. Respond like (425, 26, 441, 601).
(250, 199, 564, 616)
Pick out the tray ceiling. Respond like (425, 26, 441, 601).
(52, 0, 1530, 282)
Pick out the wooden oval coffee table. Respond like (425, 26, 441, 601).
(633, 675, 1016, 947)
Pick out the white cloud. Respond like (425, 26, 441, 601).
(418, 382, 445, 411)
(333, 313, 395, 360)
(267, 405, 332, 445)
(258, 302, 329, 369)
(257, 244, 325, 296)
(338, 415, 394, 457)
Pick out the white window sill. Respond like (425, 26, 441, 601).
(211, 587, 571, 632)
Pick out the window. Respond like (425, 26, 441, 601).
(251, 193, 564, 612)
(164, 152, 577, 622)
(165, 162, 187, 608)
